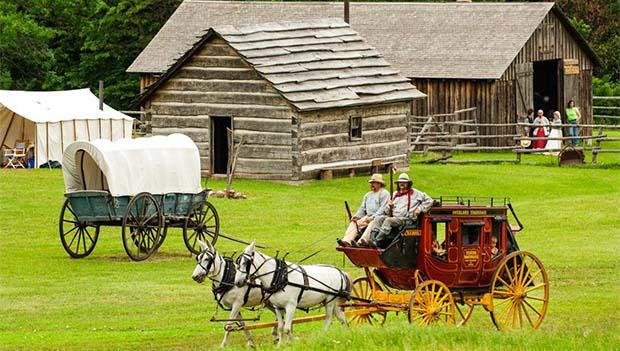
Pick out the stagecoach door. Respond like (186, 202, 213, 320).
(458, 222, 484, 285)
(211, 116, 232, 175)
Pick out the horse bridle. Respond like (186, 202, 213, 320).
(196, 250, 223, 278)
(235, 251, 255, 280)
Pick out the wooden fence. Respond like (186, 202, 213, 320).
(593, 96, 620, 121)
(410, 117, 620, 164)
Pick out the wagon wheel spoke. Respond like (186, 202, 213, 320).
(65, 203, 78, 218)
(63, 225, 79, 237)
(522, 299, 543, 317)
(522, 300, 535, 327)
(523, 283, 546, 294)
(68, 228, 80, 249)
(521, 269, 542, 288)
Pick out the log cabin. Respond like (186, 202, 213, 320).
(135, 19, 425, 179)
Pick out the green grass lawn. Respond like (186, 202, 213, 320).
(1, 154, 619, 350)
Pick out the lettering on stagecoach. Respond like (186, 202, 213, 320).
(463, 249, 479, 267)
(453, 210, 486, 215)
(403, 229, 421, 237)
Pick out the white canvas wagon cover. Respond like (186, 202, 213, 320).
(62, 134, 202, 196)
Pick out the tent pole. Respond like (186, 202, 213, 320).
(35, 124, 38, 168)
(73, 119, 77, 141)
(21, 117, 25, 141)
(60, 121, 64, 151)
(1, 112, 16, 148)
(109, 119, 113, 140)
(86, 120, 91, 141)
(45, 122, 50, 168)
(98, 119, 102, 139)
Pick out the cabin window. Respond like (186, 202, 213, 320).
(349, 116, 362, 141)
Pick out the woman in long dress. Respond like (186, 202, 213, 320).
(545, 111, 563, 154)
(532, 109, 550, 149)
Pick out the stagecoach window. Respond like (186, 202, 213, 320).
(349, 116, 362, 141)
(432, 222, 448, 259)
(462, 225, 480, 245)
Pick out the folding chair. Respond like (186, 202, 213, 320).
(3, 142, 26, 168)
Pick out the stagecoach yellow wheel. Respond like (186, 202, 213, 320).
(455, 303, 475, 327)
(490, 251, 549, 331)
(349, 277, 387, 325)
(408, 280, 456, 326)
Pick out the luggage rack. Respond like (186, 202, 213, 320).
(436, 196, 510, 207)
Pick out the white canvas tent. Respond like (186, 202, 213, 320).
(0, 88, 134, 167)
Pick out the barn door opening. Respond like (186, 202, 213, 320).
(211, 116, 232, 175)
(533, 60, 560, 116)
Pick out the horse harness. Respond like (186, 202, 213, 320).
(247, 254, 350, 305)
(199, 253, 254, 311)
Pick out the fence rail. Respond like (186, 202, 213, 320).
(593, 96, 620, 121)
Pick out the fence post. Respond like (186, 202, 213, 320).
(592, 126, 603, 163)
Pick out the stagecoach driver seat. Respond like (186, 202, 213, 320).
(369, 173, 434, 249)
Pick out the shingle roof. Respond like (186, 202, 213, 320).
(127, 1, 598, 80)
(138, 19, 425, 111)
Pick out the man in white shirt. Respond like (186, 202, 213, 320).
(338, 174, 390, 247)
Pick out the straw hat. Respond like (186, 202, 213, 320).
(395, 173, 413, 185)
(520, 139, 532, 148)
(368, 173, 385, 185)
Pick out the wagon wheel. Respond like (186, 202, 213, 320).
(59, 199, 99, 258)
(408, 280, 456, 326)
(348, 277, 387, 325)
(489, 251, 549, 331)
(183, 201, 219, 255)
(455, 303, 475, 327)
(122, 193, 163, 261)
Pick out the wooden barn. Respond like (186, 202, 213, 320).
(136, 19, 425, 180)
(129, 1, 599, 147)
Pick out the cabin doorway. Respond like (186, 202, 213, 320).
(533, 60, 560, 116)
(210, 116, 232, 175)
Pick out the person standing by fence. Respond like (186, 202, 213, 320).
(545, 111, 563, 154)
(532, 109, 550, 149)
(565, 100, 582, 146)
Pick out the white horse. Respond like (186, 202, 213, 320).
(234, 241, 351, 345)
(192, 240, 272, 348)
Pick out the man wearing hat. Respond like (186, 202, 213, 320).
(369, 173, 434, 248)
(338, 173, 390, 247)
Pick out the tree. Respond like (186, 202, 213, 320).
(78, 0, 182, 108)
(0, 1, 55, 89)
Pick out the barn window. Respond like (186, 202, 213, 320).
(349, 116, 362, 141)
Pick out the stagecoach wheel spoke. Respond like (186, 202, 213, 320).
(59, 199, 99, 258)
(490, 251, 549, 331)
(408, 280, 455, 327)
(348, 277, 387, 326)
(183, 201, 219, 255)
(122, 193, 162, 261)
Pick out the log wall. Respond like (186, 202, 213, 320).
(296, 102, 410, 179)
(147, 37, 295, 178)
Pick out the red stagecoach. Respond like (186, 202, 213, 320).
(337, 197, 549, 330)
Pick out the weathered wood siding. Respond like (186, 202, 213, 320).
(411, 10, 594, 146)
(501, 10, 594, 126)
(296, 102, 410, 179)
(147, 37, 295, 178)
